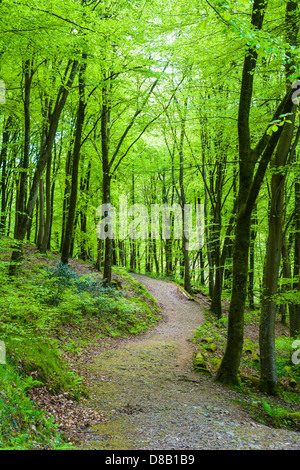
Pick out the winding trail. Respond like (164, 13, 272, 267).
(78, 274, 300, 450)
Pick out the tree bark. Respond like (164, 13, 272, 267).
(14, 59, 32, 239)
(0, 116, 12, 232)
(9, 59, 78, 274)
(259, 108, 295, 396)
(216, 0, 293, 386)
(178, 98, 191, 294)
(39, 154, 52, 253)
(259, 0, 298, 395)
(101, 81, 113, 284)
(37, 178, 45, 250)
(79, 160, 91, 260)
(248, 205, 258, 310)
(291, 180, 300, 336)
(61, 57, 87, 264)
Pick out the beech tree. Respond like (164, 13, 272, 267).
(216, 0, 295, 387)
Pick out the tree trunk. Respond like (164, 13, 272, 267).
(60, 146, 72, 251)
(210, 179, 222, 318)
(39, 154, 52, 253)
(217, 0, 268, 386)
(37, 178, 45, 250)
(95, 238, 104, 271)
(216, 210, 252, 385)
(79, 160, 91, 260)
(102, 137, 112, 283)
(9, 59, 78, 274)
(61, 58, 86, 264)
(178, 98, 191, 294)
(291, 180, 300, 336)
(14, 59, 32, 239)
(0, 116, 12, 232)
(280, 234, 291, 325)
(259, 0, 298, 395)
(248, 205, 258, 310)
(211, 195, 237, 318)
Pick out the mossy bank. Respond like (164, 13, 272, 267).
(0, 243, 161, 449)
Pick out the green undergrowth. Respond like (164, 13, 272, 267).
(0, 244, 161, 449)
(191, 308, 300, 431)
(0, 363, 70, 450)
(233, 396, 300, 432)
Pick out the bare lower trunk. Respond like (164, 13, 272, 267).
(216, 210, 252, 385)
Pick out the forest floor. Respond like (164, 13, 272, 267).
(69, 273, 300, 450)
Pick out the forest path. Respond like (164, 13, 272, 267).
(77, 274, 300, 450)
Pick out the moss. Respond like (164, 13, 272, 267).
(193, 351, 212, 377)
(204, 342, 217, 352)
(240, 373, 260, 388)
(289, 377, 297, 387)
(203, 337, 214, 344)
(253, 353, 260, 363)
(176, 284, 194, 301)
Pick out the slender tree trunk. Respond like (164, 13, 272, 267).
(102, 121, 112, 283)
(178, 98, 191, 294)
(153, 238, 160, 274)
(0, 116, 12, 232)
(210, 168, 222, 318)
(61, 58, 86, 264)
(48, 148, 59, 251)
(119, 240, 125, 267)
(60, 146, 72, 251)
(9, 59, 78, 274)
(248, 205, 258, 310)
(95, 238, 104, 271)
(79, 160, 91, 260)
(199, 248, 205, 285)
(39, 154, 52, 253)
(37, 178, 45, 250)
(281, 234, 292, 326)
(291, 179, 300, 336)
(211, 194, 237, 317)
(216, 209, 253, 385)
(162, 171, 173, 276)
(130, 172, 136, 270)
(14, 59, 32, 239)
(203, 163, 214, 298)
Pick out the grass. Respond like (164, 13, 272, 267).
(0, 241, 161, 449)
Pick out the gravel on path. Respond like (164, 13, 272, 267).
(77, 274, 300, 450)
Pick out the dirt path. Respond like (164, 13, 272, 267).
(77, 274, 300, 450)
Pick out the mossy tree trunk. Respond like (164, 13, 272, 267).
(259, 107, 296, 396)
(259, 0, 298, 396)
